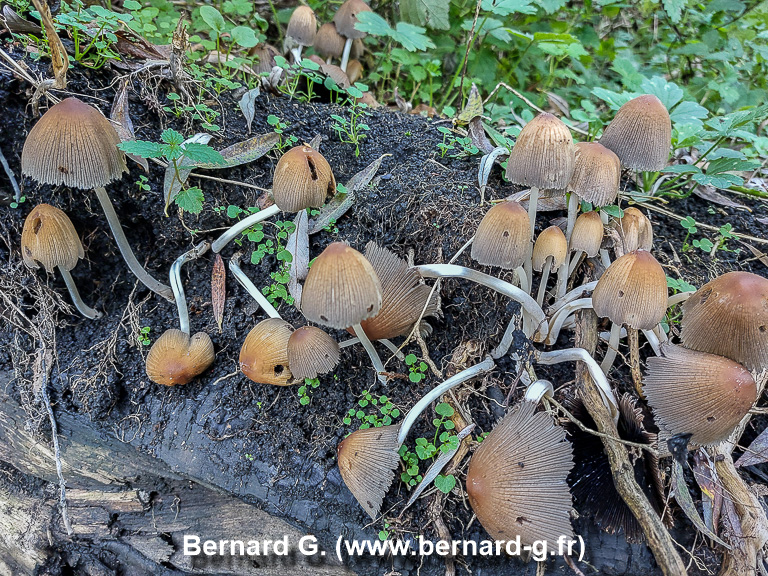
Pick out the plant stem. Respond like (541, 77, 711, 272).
(58, 267, 101, 319)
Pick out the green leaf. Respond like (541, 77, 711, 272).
(174, 187, 205, 213)
(435, 402, 454, 417)
(123, 0, 141, 9)
(117, 140, 165, 159)
(434, 474, 456, 494)
(535, 0, 567, 14)
(601, 205, 624, 218)
(481, 0, 536, 17)
(663, 0, 686, 24)
(160, 128, 185, 146)
(392, 21, 435, 51)
(669, 101, 708, 129)
(231, 26, 258, 48)
(354, 11, 393, 36)
(182, 143, 226, 165)
(400, 0, 450, 30)
(199, 5, 226, 34)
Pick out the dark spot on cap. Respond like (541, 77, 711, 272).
(367, 304, 374, 312)
(274, 365, 285, 377)
(58, 165, 69, 174)
(699, 288, 712, 305)
(32, 217, 42, 235)
(618, 290, 625, 298)
(515, 516, 528, 525)
(307, 158, 318, 180)
(320, 314, 328, 322)
(502, 230, 510, 238)
(760, 325, 766, 333)
(707, 416, 716, 422)
(518, 461, 525, 468)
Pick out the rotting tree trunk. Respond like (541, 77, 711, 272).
(574, 309, 687, 576)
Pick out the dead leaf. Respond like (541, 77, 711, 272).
(740, 242, 768, 269)
(195, 132, 280, 169)
(693, 185, 750, 211)
(110, 80, 149, 172)
(693, 449, 722, 535)
(735, 424, 768, 468)
(114, 29, 171, 61)
(1, 5, 42, 34)
(238, 87, 260, 134)
(30, 0, 67, 89)
(212, 254, 226, 333)
(308, 134, 322, 151)
(468, 116, 495, 154)
(287, 210, 309, 304)
(457, 83, 483, 125)
(545, 91, 570, 117)
(394, 87, 411, 113)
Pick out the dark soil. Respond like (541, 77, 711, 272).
(1, 48, 767, 576)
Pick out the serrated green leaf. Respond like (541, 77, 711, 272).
(182, 143, 226, 165)
(392, 21, 435, 51)
(640, 76, 684, 110)
(161, 128, 184, 146)
(663, 0, 686, 24)
(482, 0, 536, 16)
(400, 0, 450, 30)
(692, 172, 742, 188)
(174, 187, 205, 213)
(669, 100, 708, 129)
(354, 11, 393, 36)
(535, 0, 567, 13)
(117, 140, 165, 158)
(661, 164, 701, 174)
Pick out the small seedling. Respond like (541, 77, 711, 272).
(405, 353, 428, 383)
(137, 326, 151, 346)
(267, 114, 299, 152)
(343, 391, 400, 428)
(398, 402, 459, 488)
(298, 377, 320, 405)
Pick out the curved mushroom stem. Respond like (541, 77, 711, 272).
(641, 327, 662, 355)
(290, 46, 303, 64)
(600, 322, 621, 374)
(339, 336, 405, 361)
(515, 265, 529, 294)
(58, 267, 101, 319)
(536, 257, 553, 308)
(413, 264, 548, 342)
(340, 38, 353, 72)
(170, 241, 210, 335)
(211, 204, 281, 253)
(554, 259, 569, 301)
(565, 192, 579, 242)
(93, 186, 174, 302)
(524, 379, 554, 404)
(528, 186, 539, 240)
(228, 251, 281, 319)
(550, 280, 597, 314)
(600, 248, 612, 270)
(352, 324, 388, 385)
(544, 297, 593, 345)
(668, 290, 695, 308)
(397, 356, 496, 444)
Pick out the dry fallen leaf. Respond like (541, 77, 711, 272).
(30, 0, 67, 89)
(212, 254, 226, 333)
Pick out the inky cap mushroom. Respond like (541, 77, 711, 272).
(287, 325, 340, 380)
(21, 203, 83, 272)
(471, 201, 531, 270)
(612, 207, 653, 253)
(532, 225, 567, 272)
(146, 329, 215, 386)
(272, 145, 336, 213)
(569, 211, 604, 259)
(314, 22, 346, 61)
(239, 318, 294, 386)
(569, 142, 620, 207)
(286, 6, 317, 49)
(333, 0, 371, 39)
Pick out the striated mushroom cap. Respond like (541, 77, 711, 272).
(346, 59, 363, 84)
(612, 207, 653, 253)
(471, 201, 530, 270)
(251, 43, 280, 75)
(239, 318, 294, 386)
(599, 94, 671, 171)
(286, 5, 317, 46)
(466, 401, 574, 546)
(301, 242, 383, 329)
(569, 211, 604, 258)
(21, 203, 83, 272)
(315, 22, 346, 59)
(287, 326, 340, 380)
(320, 64, 351, 89)
(505, 113, 575, 190)
(146, 329, 215, 386)
(22, 97, 127, 189)
(644, 344, 757, 445)
(272, 145, 336, 213)
(333, 0, 372, 39)
(592, 250, 667, 330)
(532, 225, 567, 272)
(680, 271, 768, 372)
(569, 142, 620, 206)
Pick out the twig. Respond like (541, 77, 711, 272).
(0, 146, 21, 203)
(458, 0, 483, 102)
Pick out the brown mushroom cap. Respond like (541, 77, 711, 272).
(333, 0, 372, 39)
(300, 242, 383, 329)
(532, 225, 567, 272)
(680, 271, 768, 372)
(505, 113, 575, 190)
(287, 326, 340, 380)
(250, 43, 280, 75)
(599, 94, 671, 171)
(466, 401, 574, 546)
(286, 5, 317, 46)
(21, 203, 83, 272)
(272, 145, 336, 213)
(315, 22, 346, 59)
(320, 63, 351, 89)
(592, 250, 667, 330)
(569, 142, 620, 206)
(22, 97, 127, 189)
(470, 201, 531, 269)
(346, 59, 363, 84)
(612, 207, 653, 253)
(239, 318, 294, 386)
(569, 211, 603, 258)
(146, 329, 215, 386)
(644, 344, 757, 445)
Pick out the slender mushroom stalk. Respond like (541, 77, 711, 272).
(229, 251, 281, 319)
(58, 267, 100, 319)
(352, 324, 387, 384)
(550, 280, 597, 313)
(170, 241, 210, 335)
(334, 0, 371, 72)
(536, 256, 553, 307)
(532, 225, 566, 308)
(545, 297, 593, 345)
(601, 322, 622, 374)
(339, 39, 353, 72)
(212, 204, 280, 253)
(339, 336, 406, 361)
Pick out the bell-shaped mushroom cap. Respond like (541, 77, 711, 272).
(354, 242, 441, 340)
(599, 94, 671, 171)
(612, 207, 653, 252)
(337, 424, 400, 519)
(346, 59, 363, 84)
(505, 113, 575, 190)
(592, 249, 667, 330)
(471, 201, 530, 269)
(286, 5, 317, 46)
(333, 0, 372, 39)
(287, 326, 340, 380)
(301, 242, 383, 329)
(569, 211, 603, 258)
(21, 203, 84, 272)
(643, 344, 757, 446)
(680, 271, 768, 372)
(532, 225, 567, 272)
(146, 329, 215, 386)
(466, 401, 574, 546)
(320, 63, 351, 89)
(315, 22, 346, 59)
(239, 318, 294, 386)
(569, 142, 620, 206)
(22, 97, 127, 189)
(251, 43, 280, 75)
(272, 145, 336, 213)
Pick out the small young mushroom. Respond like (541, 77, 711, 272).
(314, 22, 346, 64)
(611, 206, 653, 255)
(287, 326, 340, 380)
(251, 43, 280, 75)
(285, 5, 317, 63)
(21, 203, 101, 319)
(333, 0, 372, 72)
(567, 211, 604, 277)
(146, 329, 215, 386)
(346, 59, 363, 84)
(239, 318, 294, 386)
(532, 225, 567, 307)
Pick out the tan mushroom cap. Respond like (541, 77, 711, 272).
(569, 211, 603, 257)
(599, 94, 671, 171)
(592, 250, 667, 330)
(21, 203, 83, 272)
(505, 113, 575, 190)
(569, 142, 620, 206)
(613, 207, 653, 253)
(680, 271, 768, 372)
(532, 226, 567, 272)
(240, 319, 294, 386)
(250, 43, 280, 75)
(644, 344, 757, 446)
(300, 242, 383, 330)
(286, 5, 317, 46)
(471, 201, 531, 269)
(315, 22, 346, 59)
(320, 64, 351, 89)
(333, 0, 372, 39)
(350, 38, 365, 59)
(287, 326, 340, 380)
(146, 329, 215, 386)
(466, 401, 574, 546)
(346, 59, 363, 84)
(22, 97, 127, 189)
(272, 145, 336, 213)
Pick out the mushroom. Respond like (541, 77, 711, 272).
(643, 344, 757, 446)
(285, 5, 317, 63)
(611, 206, 653, 254)
(21, 97, 173, 301)
(567, 211, 604, 277)
(21, 203, 101, 319)
(346, 59, 363, 84)
(169, 241, 210, 334)
(145, 329, 215, 386)
(320, 63, 351, 89)
(333, 0, 371, 72)
(532, 225, 567, 307)
(287, 326, 340, 379)
(314, 22, 346, 65)
(239, 318, 294, 386)
(228, 251, 281, 319)
(251, 43, 280, 75)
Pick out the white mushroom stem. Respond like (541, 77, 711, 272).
(600, 322, 622, 374)
(536, 257, 553, 308)
(544, 297, 593, 345)
(600, 248, 612, 269)
(642, 328, 661, 356)
(211, 204, 281, 253)
(668, 290, 695, 308)
(567, 250, 584, 277)
(536, 348, 619, 421)
(554, 259, 569, 301)
(515, 265, 529, 294)
(550, 280, 597, 314)
(397, 355, 495, 444)
(291, 46, 303, 64)
(58, 267, 101, 319)
(229, 252, 281, 319)
(170, 241, 210, 335)
(340, 38, 353, 72)
(565, 192, 579, 242)
(94, 186, 174, 302)
(528, 186, 539, 239)
(339, 336, 405, 361)
(653, 323, 668, 344)
(524, 378, 554, 404)
(352, 324, 388, 385)
(413, 264, 548, 342)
